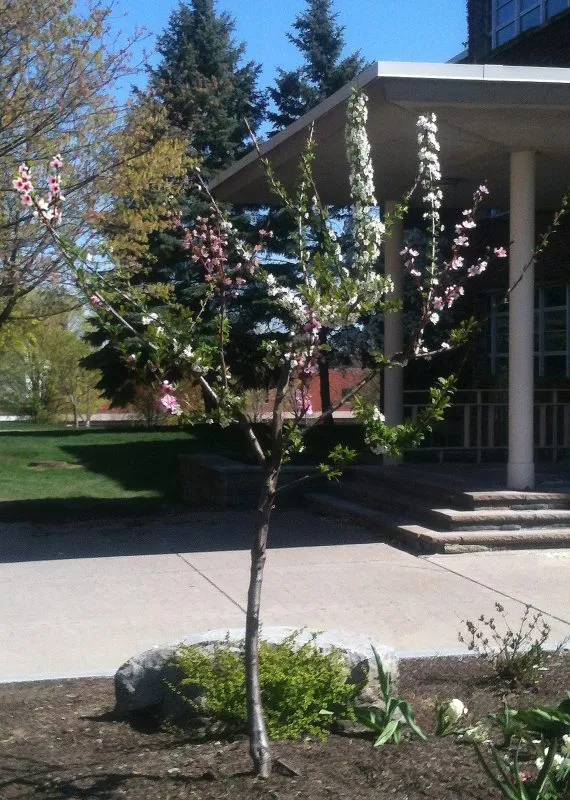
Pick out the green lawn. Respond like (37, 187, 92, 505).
(0, 422, 371, 520)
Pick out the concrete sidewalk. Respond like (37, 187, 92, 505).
(1, 510, 569, 682)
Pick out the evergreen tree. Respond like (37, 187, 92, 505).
(87, 0, 271, 409)
(150, 0, 265, 175)
(269, 0, 365, 130)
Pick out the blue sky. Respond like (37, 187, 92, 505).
(94, 0, 467, 100)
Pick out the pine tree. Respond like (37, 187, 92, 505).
(150, 0, 265, 175)
(87, 1, 270, 410)
(269, 0, 365, 130)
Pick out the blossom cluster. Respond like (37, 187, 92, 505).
(12, 155, 63, 224)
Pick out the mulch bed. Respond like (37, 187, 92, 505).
(1, 654, 569, 799)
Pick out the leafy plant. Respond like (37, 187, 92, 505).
(172, 632, 361, 740)
(476, 697, 570, 798)
(490, 697, 570, 746)
(458, 603, 564, 685)
(355, 646, 426, 745)
(475, 739, 562, 800)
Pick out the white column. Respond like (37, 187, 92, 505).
(508, 151, 535, 490)
(383, 201, 404, 463)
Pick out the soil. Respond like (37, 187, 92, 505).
(1, 654, 569, 799)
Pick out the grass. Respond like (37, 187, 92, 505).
(0, 422, 372, 520)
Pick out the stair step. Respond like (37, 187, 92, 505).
(431, 507, 570, 530)
(399, 524, 570, 554)
(305, 493, 403, 536)
(306, 492, 570, 554)
(463, 491, 570, 510)
(349, 466, 460, 506)
(336, 479, 431, 519)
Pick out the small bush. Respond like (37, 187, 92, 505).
(458, 603, 566, 686)
(172, 632, 362, 740)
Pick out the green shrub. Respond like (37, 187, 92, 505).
(172, 632, 362, 740)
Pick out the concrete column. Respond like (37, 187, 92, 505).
(383, 201, 404, 463)
(508, 151, 535, 490)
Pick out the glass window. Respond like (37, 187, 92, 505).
(496, 314, 509, 353)
(497, 21, 517, 43)
(521, 6, 542, 27)
(497, 0, 516, 24)
(489, 286, 569, 379)
(546, 0, 569, 17)
(544, 355, 567, 376)
(544, 309, 566, 351)
(543, 286, 566, 307)
(521, 0, 539, 8)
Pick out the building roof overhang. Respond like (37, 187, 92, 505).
(210, 61, 570, 211)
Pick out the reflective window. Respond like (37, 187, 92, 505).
(492, 0, 570, 47)
(489, 287, 570, 378)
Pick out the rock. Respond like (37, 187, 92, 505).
(114, 627, 397, 719)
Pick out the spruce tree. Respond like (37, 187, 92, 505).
(87, 1, 269, 410)
(269, 0, 365, 130)
(150, 0, 265, 175)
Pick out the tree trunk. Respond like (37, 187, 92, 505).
(318, 327, 334, 425)
(245, 465, 278, 778)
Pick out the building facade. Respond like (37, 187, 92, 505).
(467, 0, 570, 65)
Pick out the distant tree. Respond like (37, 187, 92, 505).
(269, 0, 365, 130)
(0, 291, 101, 424)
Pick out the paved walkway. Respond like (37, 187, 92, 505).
(1, 510, 569, 682)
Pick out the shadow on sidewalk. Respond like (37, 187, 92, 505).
(0, 508, 383, 564)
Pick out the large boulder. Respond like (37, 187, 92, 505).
(114, 627, 397, 719)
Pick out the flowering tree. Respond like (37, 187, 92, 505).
(13, 88, 506, 777)
(0, 0, 146, 329)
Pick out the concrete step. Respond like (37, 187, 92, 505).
(305, 492, 570, 554)
(305, 492, 404, 538)
(462, 490, 570, 510)
(430, 507, 570, 530)
(349, 466, 461, 507)
(398, 524, 570, 554)
(335, 478, 432, 519)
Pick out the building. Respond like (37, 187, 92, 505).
(466, 0, 570, 65)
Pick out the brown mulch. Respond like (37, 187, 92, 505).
(0, 654, 569, 799)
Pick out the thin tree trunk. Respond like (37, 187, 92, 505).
(245, 465, 278, 778)
(245, 366, 288, 778)
(318, 327, 334, 425)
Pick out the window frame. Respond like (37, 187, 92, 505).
(491, 0, 570, 48)
(488, 286, 570, 379)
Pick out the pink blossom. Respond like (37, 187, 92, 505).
(12, 178, 24, 190)
(461, 219, 476, 230)
(127, 353, 137, 364)
(158, 393, 181, 415)
(494, 247, 508, 258)
(90, 294, 102, 306)
(454, 235, 469, 247)
(50, 154, 63, 169)
(450, 256, 464, 270)
(18, 163, 29, 176)
(468, 260, 488, 277)
(432, 296, 445, 311)
(477, 184, 489, 195)
(21, 193, 32, 206)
